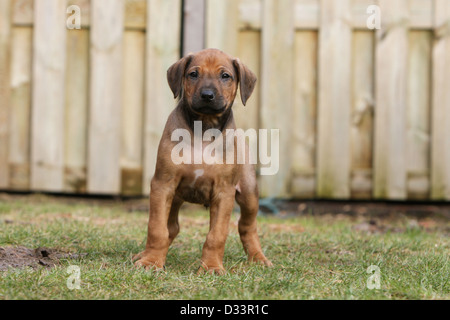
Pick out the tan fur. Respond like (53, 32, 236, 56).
(133, 49, 272, 274)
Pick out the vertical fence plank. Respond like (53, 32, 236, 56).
(88, 0, 124, 194)
(184, 0, 206, 54)
(31, 0, 67, 192)
(374, 0, 409, 200)
(291, 31, 318, 198)
(143, 0, 181, 195)
(351, 31, 374, 199)
(9, 27, 32, 190)
(0, 0, 445, 200)
(259, 0, 295, 198)
(407, 31, 431, 199)
(233, 30, 261, 131)
(65, 29, 89, 193)
(12, 0, 33, 26)
(205, 0, 239, 54)
(124, 0, 146, 29)
(316, 0, 352, 199)
(206, 0, 259, 129)
(0, 0, 12, 188)
(121, 30, 145, 196)
(431, 0, 450, 200)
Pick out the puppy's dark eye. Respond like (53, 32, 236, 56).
(189, 71, 199, 79)
(221, 73, 231, 80)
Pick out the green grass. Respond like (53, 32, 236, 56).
(0, 194, 448, 300)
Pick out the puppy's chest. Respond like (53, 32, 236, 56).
(175, 166, 236, 206)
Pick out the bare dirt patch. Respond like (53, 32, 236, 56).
(0, 246, 84, 271)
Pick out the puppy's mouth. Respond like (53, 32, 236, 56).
(195, 106, 227, 115)
(191, 98, 227, 115)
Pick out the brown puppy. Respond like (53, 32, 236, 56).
(133, 49, 272, 274)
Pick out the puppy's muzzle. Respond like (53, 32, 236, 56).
(193, 88, 226, 115)
(201, 89, 215, 102)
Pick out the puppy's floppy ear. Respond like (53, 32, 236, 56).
(233, 58, 257, 106)
(167, 54, 194, 99)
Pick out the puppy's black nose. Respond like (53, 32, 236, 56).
(201, 89, 215, 101)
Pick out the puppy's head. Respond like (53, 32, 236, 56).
(167, 49, 257, 116)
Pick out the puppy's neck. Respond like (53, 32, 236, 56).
(178, 101, 234, 132)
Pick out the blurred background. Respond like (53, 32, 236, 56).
(0, 0, 449, 202)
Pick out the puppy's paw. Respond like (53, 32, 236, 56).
(197, 262, 226, 275)
(132, 251, 165, 271)
(249, 253, 273, 267)
(259, 258, 273, 267)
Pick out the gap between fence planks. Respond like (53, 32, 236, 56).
(291, 31, 317, 198)
(407, 31, 432, 199)
(65, 28, 89, 193)
(351, 31, 374, 199)
(121, 30, 145, 196)
(8, 26, 32, 190)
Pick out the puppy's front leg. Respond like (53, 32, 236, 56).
(134, 179, 176, 271)
(198, 187, 235, 275)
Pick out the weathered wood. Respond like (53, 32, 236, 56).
(121, 30, 145, 196)
(0, 0, 12, 187)
(352, 0, 378, 30)
(31, 0, 67, 192)
(64, 29, 89, 193)
(407, 31, 431, 199)
(183, 0, 205, 54)
(259, 0, 294, 197)
(0, 0, 445, 200)
(238, 0, 262, 30)
(316, 0, 352, 199)
(8, 27, 32, 190)
(88, 0, 124, 194)
(408, 0, 433, 29)
(124, 0, 146, 29)
(236, 0, 434, 31)
(373, 0, 409, 200)
(12, 0, 33, 26)
(205, 0, 239, 54)
(233, 30, 261, 131)
(66, 0, 91, 28)
(291, 31, 317, 198)
(143, 0, 182, 195)
(294, 0, 320, 30)
(12, 0, 146, 29)
(431, 0, 450, 200)
(351, 31, 374, 199)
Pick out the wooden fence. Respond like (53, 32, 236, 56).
(0, 0, 180, 196)
(0, 0, 449, 201)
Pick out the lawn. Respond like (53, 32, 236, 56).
(0, 193, 448, 300)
